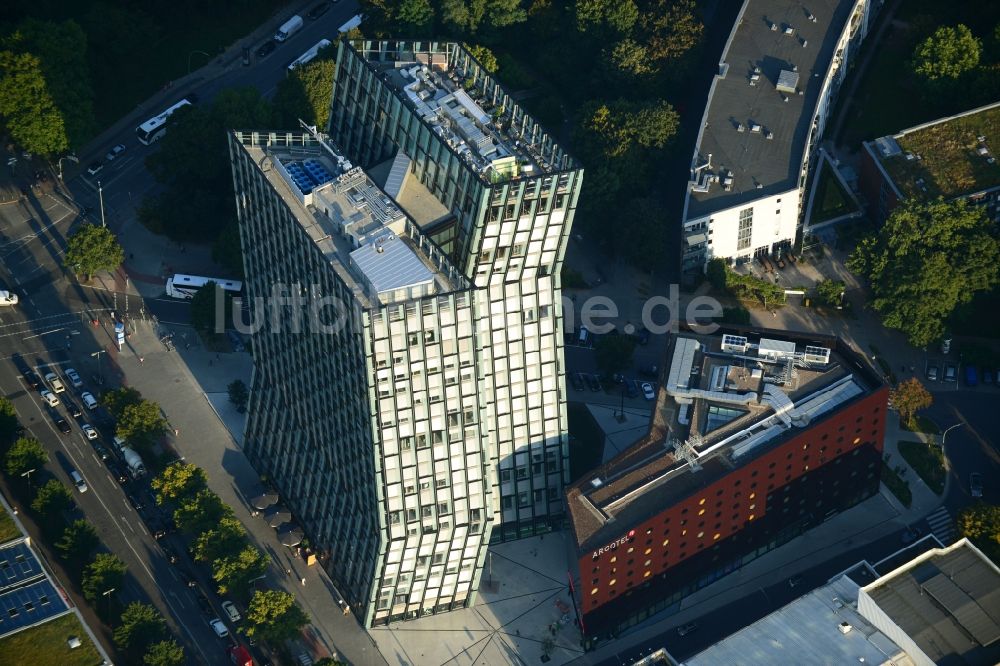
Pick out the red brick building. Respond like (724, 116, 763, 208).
(566, 328, 888, 646)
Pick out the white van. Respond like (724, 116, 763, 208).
(70, 470, 88, 493)
(81, 392, 99, 410)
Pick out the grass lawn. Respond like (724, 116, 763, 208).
(898, 440, 946, 495)
(881, 462, 912, 508)
(811, 162, 856, 223)
(0, 507, 19, 543)
(0, 612, 103, 666)
(568, 403, 604, 482)
(903, 415, 940, 435)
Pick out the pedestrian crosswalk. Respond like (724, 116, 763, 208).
(925, 507, 956, 546)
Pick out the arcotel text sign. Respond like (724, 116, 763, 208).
(592, 529, 635, 559)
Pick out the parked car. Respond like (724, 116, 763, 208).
(54, 417, 71, 434)
(92, 442, 111, 461)
(677, 622, 698, 637)
(926, 364, 939, 382)
(209, 618, 229, 639)
(943, 362, 958, 382)
(86, 161, 103, 176)
(81, 424, 98, 440)
(196, 592, 213, 613)
(222, 601, 242, 623)
(306, 1, 330, 19)
(625, 380, 639, 398)
(965, 365, 978, 387)
(44, 372, 66, 393)
(787, 575, 803, 588)
(81, 392, 99, 410)
(570, 373, 585, 391)
(588, 374, 603, 393)
(227, 330, 245, 352)
(641, 382, 656, 400)
(179, 569, 197, 588)
(970, 472, 983, 498)
(256, 41, 277, 58)
(983, 368, 995, 385)
(106, 460, 128, 485)
(40, 390, 60, 407)
(105, 144, 126, 161)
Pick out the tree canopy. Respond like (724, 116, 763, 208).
(56, 519, 99, 565)
(143, 639, 185, 666)
(212, 544, 268, 596)
(82, 553, 127, 604)
(815, 279, 846, 307)
(595, 334, 636, 376)
(4, 436, 48, 477)
(174, 489, 234, 535)
(957, 504, 1000, 564)
(913, 24, 982, 81)
(0, 50, 68, 155)
(30, 479, 72, 519)
(0, 397, 18, 442)
(151, 462, 208, 505)
(116, 400, 168, 452)
(192, 515, 247, 563)
(114, 601, 167, 660)
(228, 380, 249, 413)
(190, 282, 225, 334)
(890, 378, 933, 428)
(101, 387, 142, 421)
(847, 198, 1000, 348)
(63, 224, 124, 282)
(246, 590, 311, 643)
(272, 48, 335, 131)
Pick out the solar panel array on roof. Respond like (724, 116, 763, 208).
(0, 541, 43, 591)
(0, 579, 65, 635)
(285, 159, 336, 195)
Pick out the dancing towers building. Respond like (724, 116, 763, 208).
(327, 40, 584, 542)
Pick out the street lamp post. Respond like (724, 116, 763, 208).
(20, 468, 36, 487)
(98, 180, 106, 228)
(940, 423, 964, 449)
(57, 155, 78, 180)
(91, 349, 106, 385)
(188, 50, 211, 74)
(102, 588, 115, 626)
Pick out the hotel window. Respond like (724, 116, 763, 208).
(737, 207, 754, 250)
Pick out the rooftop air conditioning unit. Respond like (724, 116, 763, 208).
(838, 622, 852, 634)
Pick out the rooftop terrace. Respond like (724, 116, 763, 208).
(686, 0, 856, 218)
(232, 131, 467, 309)
(868, 101, 1000, 201)
(567, 327, 881, 550)
(347, 40, 579, 184)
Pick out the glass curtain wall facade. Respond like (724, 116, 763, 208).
(328, 40, 585, 541)
(229, 130, 493, 626)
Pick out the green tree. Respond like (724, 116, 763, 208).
(192, 515, 247, 562)
(10, 19, 96, 147)
(246, 590, 311, 643)
(441, 0, 527, 33)
(63, 224, 125, 282)
(0, 50, 68, 155)
(151, 462, 208, 505)
(595, 334, 636, 376)
(190, 282, 224, 334)
(30, 479, 72, 519)
(815, 279, 845, 307)
(643, 0, 704, 62)
(890, 378, 933, 430)
(143, 639, 185, 666)
(114, 602, 167, 659)
(0, 397, 18, 443)
(957, 503, 1000, 563)
(101, 387, 142, 421)
(212, 545, 268, 596)
(228, 380, 249, 413)
(116, 400, 168, 452)
(175, 490, 234, 535)
(397, 0, 434, 30)
(913, 24, 981, 81)
(847, 198, 1000, 348)
(575, 99, 679, 160)
(465, 44, 498, 72)
(273, 53, 335, 130)
(55, 519, 99, 565)
(576, 0, 639, 36)
(4, 436, 48, 477)
(706, 258, 727, 291)
(82, 553, 127, 604)
(602, 39, 655, 79)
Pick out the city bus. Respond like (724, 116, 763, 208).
(165, 274, 243, 300)
(135, 98, 194, 145)
(287, 39, 332, 73)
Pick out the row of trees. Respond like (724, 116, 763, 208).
(150, 462, 310, 644)
(0, 399, 184, 664)
(100, 387, 169, 459)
